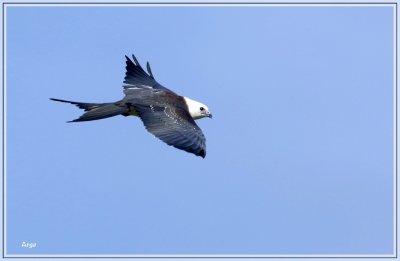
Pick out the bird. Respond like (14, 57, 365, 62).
(50, 54, 212, 158)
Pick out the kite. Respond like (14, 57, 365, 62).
(51, 54, 212, 158)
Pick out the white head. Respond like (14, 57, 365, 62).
(183, 97, 212, 120)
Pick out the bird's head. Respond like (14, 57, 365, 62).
(183, 97, 212, 120)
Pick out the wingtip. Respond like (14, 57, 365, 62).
(146, 61, 154, 78)
(125, 55, 133, 65)
(125, 54, 140, 66)
(198, 150, 206, 158)
(132, 54, 140, 65)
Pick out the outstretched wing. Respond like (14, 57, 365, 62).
(133, 99, 206, 158)
(123, 54, 174, 94)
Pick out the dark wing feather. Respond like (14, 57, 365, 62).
(123, 55, 174, 94)
(133, 103, 206, 158)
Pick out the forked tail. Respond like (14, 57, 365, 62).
(50, 98, 129, 122)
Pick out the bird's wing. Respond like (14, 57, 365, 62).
(123, 54, 175, 94)
(132, 95, 206, 158)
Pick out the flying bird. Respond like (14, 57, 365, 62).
(51, 54, 212, 158)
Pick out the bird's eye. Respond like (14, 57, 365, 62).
(200, 107, 204, 111)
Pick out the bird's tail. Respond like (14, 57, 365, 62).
(50, 98, 129, 122)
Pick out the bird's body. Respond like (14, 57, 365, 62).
(51, 55, 212, 158)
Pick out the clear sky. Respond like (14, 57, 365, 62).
(5, 5, 395, 255)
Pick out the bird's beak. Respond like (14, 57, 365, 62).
(207, 112, 213, 118)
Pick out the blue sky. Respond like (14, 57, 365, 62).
(5, 5, 395, 255)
